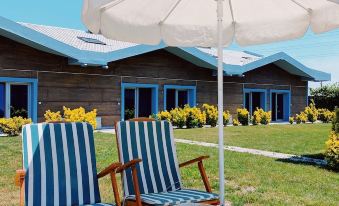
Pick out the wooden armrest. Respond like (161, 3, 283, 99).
(97, 162, 122, 178)
(116, 159, 142, 173)
(179, 156, 209, 168)
(15, 169, 25, 186)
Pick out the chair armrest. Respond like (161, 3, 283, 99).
(179, 156, 209, 168)
(97, 162, 122, 179)
(116, 159, 142, 173)
(15, 169, 25, 186)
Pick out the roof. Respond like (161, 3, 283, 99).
(0, 16, 330, 82)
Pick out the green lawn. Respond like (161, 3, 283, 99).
(1, 125, 338, 206)
(174, 123, 331, 156)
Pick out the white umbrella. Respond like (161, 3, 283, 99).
(82, 0, 339, 204)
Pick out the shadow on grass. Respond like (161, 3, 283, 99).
(275, 154, 338, 172)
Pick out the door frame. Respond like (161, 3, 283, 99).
(121, 83, 158, 120)
(269, 89, 291, 121)
(243, 88, 267, 116)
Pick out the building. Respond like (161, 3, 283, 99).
(0, 17, 330, 127)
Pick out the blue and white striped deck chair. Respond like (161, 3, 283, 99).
(15, 122, 122, 206)
(115, 119, 219, 206)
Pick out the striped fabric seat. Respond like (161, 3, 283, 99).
(125, 189, 218, 206)
(22, 122, 102, 206)
(116, 121, 218, 205)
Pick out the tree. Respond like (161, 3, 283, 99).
(309, 83, 339, 110)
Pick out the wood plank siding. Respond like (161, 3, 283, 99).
(0, 36, 308, 127)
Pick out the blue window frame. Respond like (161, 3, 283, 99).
(164, 85, 196, 111)
(0, 77, 38, 122)
(243, 88, 267, 116)
(121, 83, 158, 120)
(270, 89, 291, 121)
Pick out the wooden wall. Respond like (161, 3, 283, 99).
(0, 36, 308, 127)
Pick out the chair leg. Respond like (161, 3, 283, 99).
(110, 172, 121, 206)
(131, 166, 142, 206)
(198, 161, 212, 193)
(15, 170, 25, 206)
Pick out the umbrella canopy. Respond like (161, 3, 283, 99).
(83, 0, 339, 47)
(82, 0, 339, 205)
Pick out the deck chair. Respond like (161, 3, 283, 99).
(15, 122, 126, 206)
(115, 118, 219, 206)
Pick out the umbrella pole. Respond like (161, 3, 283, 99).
(217, 0, 224, 205)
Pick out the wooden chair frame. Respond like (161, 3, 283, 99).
(114, 118, 220, 206)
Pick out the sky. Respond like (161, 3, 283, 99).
(1, 0, 338, 88)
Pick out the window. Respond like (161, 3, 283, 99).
(121, 83, 158, 120)
(0, 78, 37, 122)
(164, 85, 196, 111)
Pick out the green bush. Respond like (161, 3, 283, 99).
(304, 101, 318, 123)
(170, 108, 186, 129)
(310, 83, 339, 111)
(0, 117, 32, 136)
(318, 108, 334, 123)
(237, 108, 249, 126)
(202, 104, 218, 127)
(184, 105, 206, 128)
(223, 110, 231, 126)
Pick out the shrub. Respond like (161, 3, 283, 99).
(223, 110, 231, 126)
(237, 108, 249, 126)
(252, 108, 262, 125)
(0, 117, 32, 136)
(304, 101, 318, 123)
(170, 108, 186, 129)
(310, 82, 339, 111)
(289, 117, 294, 124)
(325, 132, 339, 170)
(63, 106, 97, 129)
(44, 110, 62, 122)
(324, 108, 339, 170)
(202, 104, 218, 127)
(318, 108, 334, 123)
(157, 111, 172, 122)
(332, 108, 339, 134)
(232, 119, 239, 126)
(184, 105, 206, 128)
(296, 112, 307, 124)
(261, 111, 272, 125)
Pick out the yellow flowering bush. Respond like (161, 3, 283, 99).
(0, 117, 32, 136)
(157, 111, 172, 122)
(261, 111, 272, 125)
(325, 132, 339, 170)
(304, 101, 318, 123)
(289, 117, 294, 125)
(223, 110, 231, 126)
(232, 119, 240, 126)
(202, 104, 218, 127)
(295, 112, 307, 124)
(237, 108, 249, 126)
(184, 105, 206, 128)
(318, 108, 334, 123)
(252, 108, 262, 125)
(44, 110, 62, 122)
(44, 107, 97, 129)
(63, 106, 97, 129)
(170, 108, 186, 129)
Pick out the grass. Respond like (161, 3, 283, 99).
(174, 123, 331, 156)
(1, 125, 338, 206)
